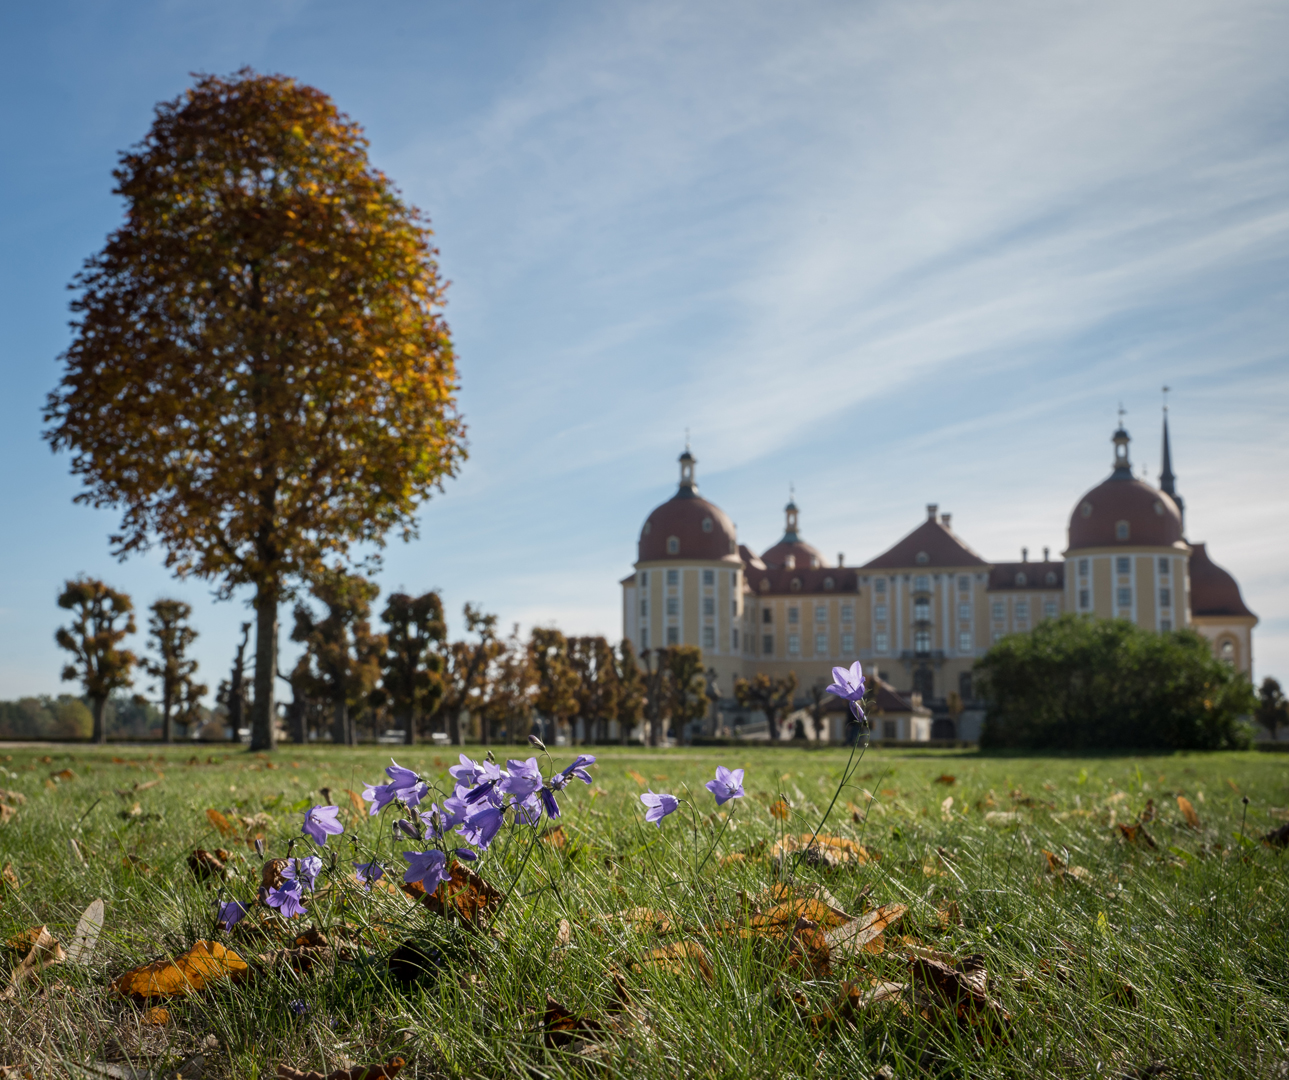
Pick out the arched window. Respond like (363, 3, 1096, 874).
(666, 536, 679, 554)
(823, 577, 835, 591)
(790, 578, 802, 592)
(1015, 572, 1027, 586)
(1219, 639, 1236, 664)
(915, 552, 929, 565)
(1115, 521, 1130, 540)
(702, 517, 713, 532)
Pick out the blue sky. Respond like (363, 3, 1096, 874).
(1, 0, 1286, 701)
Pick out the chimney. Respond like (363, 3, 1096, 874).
(941, 513, 952, 531)
(926, 503, 939, 522)
(838, 552, 844, 567)
(1043, 546, 1050, 562)
(1022, 547, 1029, 562)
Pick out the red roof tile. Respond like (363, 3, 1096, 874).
(861, 517, 988, 570)
(1188, 542, 1256, 619)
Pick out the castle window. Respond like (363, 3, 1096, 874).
(875, 604, 887, 621)
(1078, 559, 1089, 577)
(958, 631, 973, 652)
(1158, 558, 1169, 575)
(1015, 601, 1029, 619)
(1117, 587, 1131, 608)
(991, 601, 1004, 620)
(702, 569, 714, 586)
(914, 575, 929, 591)
(788, 607, 799, 624)
(1015, 572, 1027, 586)
(1080, 502, 1092, 518)
(823, 576, 835, 591)
(640, 599, 647, 617)
(875, 632, 889, 652)
(1160, 619, 1172, 632)
(787, 634, 801, 656)
(702, 626, 715, 649)
(958, 603, 971, 619)
(1044, 601, 1057, 619)
(875, 578, 886, 594)
(784, 555, 796, 570)
(667, 536, 679, 554)
(914, 598, 931, 621)
(1115, 521, 1130, 541)
(703, 597, 715, 616)
(1153, 501, 1164, 516)
(762, 608, 772, 623)
(1219, 639, 1235, 663)
(841, 604, 854, 622)
(814, 633, 828, 654)
(1045, 572, 1057, 586)
(762, 634, 774, 655)
(759, 578, 769, 592)
(640, 571, 648, 586)
(640, 628, 648, 648)
(666, 626, 679, 645)
(841, 633, 855, 652)
(666, 597, 679, 616)
(1116, 557, 1130, 576)
(1159, 588, 1171, 609)
(815, 604, 827, 623)
(958, 575, 970, 592)
(914, 630, 931, 655)
(915, 552, 929, 565)
(732, 628, 739, 650)
(643, 521, 652, 534)
(732, 600, 738, 616)
(790, 578, 802, 592)
(702, 517, 713, 532)
(1079, 589, 1090, 609)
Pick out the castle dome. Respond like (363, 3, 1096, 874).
(1066, 426, 1186, 550)
(761, 498, 827, 570)
(638, 450, 739, 563)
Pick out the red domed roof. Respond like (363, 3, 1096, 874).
(1189, 542, 1255, 619)
(637, 450, 738, 562)
(1066, 477, 1184, 550)
(761, 538, 827, 570)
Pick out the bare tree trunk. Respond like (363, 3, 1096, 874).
(333, 700, 348, 746)
(161, 684, 173, 744)
(92, 695, 107, 745)
(288, 696, 305, 744)
(249, 586, 277, 751)
(448, 709, 461, 746)
(481, 710, 490, 747)
(403, 708, 416, 746)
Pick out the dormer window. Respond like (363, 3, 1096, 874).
(1015, 572, 1027, 587)
(702, 517, 713, 532)
(784, 555, 796, 570)
(759, 578, 769, 593)
(643, 521, 652, 534)
(790, 578, 802, 592)
(1045, 571, 1057, 586)
(915, 552, 929, 565)
(1115, 521, 1130, 541)
(823, 577, 835, 590)
(667, 536, 679, 554)
(1153, 501, 1164, 516)
(1081, 503, 1092, 518)
(810, 558, 820, 569)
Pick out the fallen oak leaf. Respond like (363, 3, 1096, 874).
(206, 808, 236, 837)
(633, 940, 714, 982)
(769, 799, 791, 820)
(276, 1058, 405, 1080)
(771, 833, 876, 869)
(401, 862, 502, 927)
(1117, 823, 1158, 849)
(825, 903, 907, 958)
(933, 774, 956, 785)
(909, 954, 1010, 1040)
(187, 848, 231, 883)
(1177, 796, 1200, 830)
(1, 927, 65, 1000)
(110, 939, 248, 999)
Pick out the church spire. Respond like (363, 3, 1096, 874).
(1159, 388, 1184, 531)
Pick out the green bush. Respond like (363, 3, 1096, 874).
(977, 615, 1255, 750)
(0, 695, 94, 739)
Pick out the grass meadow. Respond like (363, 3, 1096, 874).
(1, 743, 1287, 1079)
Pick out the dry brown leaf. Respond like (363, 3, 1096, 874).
(910, 954, 1010, 1040)
(1, 864, 17, 890)
(633, 941, 714, 982)
(599, 906, 674, 935)
(771, 833, 875, 869)
(541, 825, 568, 849)
(343, 789, 366, 816)
(402, 863, 502, 926)
(751, 898, 849, 936)
(812, 979, 907, 1028)
(1117, 823, 1157, 849)
(110, 940, 249, 999)
(785, 924, 832, 978)
(0, 804, 16, 826)
(544, 995, 608, 1050)
(188, 848, 231, 882)
(825, 902, 907, 957)
(50, 768, 76, 782)
(933, 774, 956, 786)
(937, 901, 961, 928)
(769, 799, 791, 820)
(626, 770, 647, 786)
(720, 853, 747, 867)
(1, 927, 65, 999)
(556, 918, 572, 948)
(1177, 796, 1200, 829)
(143, 1006, 170, 1026)
(276, 1058, 405, 1080)
(206, 808, 236, 837)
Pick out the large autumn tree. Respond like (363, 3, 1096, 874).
(43, 70, 465, 750)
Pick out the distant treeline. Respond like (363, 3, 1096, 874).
(0, 694, 160, 741)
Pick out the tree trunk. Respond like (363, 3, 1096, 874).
(91, 695, 107, 745)
(448, 708, 461, 746)
(333, 699, 348, 746)
(288, 695, 306, 744)
(766, 711, 780, 742)
(249, 585, 278, 751)
(403, 708, 416, 746)
(161, 684, 173, 744)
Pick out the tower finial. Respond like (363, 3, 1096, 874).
(1159, 389, 1183, 531)
(677, 442, 697, 495)
(1111, 414, 1132, 479)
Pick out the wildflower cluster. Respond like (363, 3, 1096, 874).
(639, 765, 745, 826)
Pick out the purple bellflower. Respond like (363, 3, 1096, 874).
(216, 900, 248, 931)
(825, 660, 867, 720)
(640, 790, 680, 827)
(282, 855, 323, 891)
(353, 861, 383, 888)
(454, 847, 478, 861)
(449, 754, 501, 789)
(362, 780, 401, 816)
(266, 882, 307, 918)
(456, 803, 505, 850)
(550, 754, 596, 790)
(385, 760, 420, 790)
(403, 849, 452, 890)
(540, 786, 561, 820)
(498, 758, 543, 804)
(705, 766, 745, 806)
(302, 805, 344, 847)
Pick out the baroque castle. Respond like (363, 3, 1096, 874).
(619, 413, 1256, 739)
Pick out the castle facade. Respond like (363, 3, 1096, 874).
(620, 414, 1256, 735)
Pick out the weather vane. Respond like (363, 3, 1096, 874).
(1162, 385, 1170, 413)
(1117, 402, 1127, 427)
